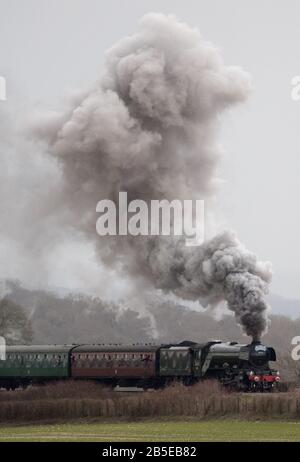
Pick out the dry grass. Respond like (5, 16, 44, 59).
(0, 380, 111, 402)
(0, 380, 299, 423)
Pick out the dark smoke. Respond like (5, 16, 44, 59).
(37, 13, 272, 339)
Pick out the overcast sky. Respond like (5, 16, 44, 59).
(0, 0, 299, 300)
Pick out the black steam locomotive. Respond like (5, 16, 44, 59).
(195, 340, 280, 391)
(0, 340, 279, 392)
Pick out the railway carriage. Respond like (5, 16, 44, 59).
(71, 345, 158, 386)
(0, 345, 73, 390)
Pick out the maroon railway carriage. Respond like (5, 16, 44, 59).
(71, 345, 158, 386)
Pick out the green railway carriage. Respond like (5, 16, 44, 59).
(159, 347, 192, 376)
(0, 345, 74, 390)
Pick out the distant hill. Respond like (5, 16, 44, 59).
(2, 278, 300, 319)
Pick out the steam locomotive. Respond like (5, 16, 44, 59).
(0, 340, 280, 392)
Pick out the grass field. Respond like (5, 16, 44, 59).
(0, 420, 300, 442)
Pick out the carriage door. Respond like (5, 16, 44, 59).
(193, 349, 202, 377)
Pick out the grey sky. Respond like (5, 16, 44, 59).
(0, 0, 299, 299)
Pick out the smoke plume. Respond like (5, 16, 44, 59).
(38, 13, 272, 339)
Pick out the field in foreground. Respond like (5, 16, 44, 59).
(0, 420, 300, 442)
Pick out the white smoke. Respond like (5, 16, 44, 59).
(32, 13, 271, 339)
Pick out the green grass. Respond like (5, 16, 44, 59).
(0, 420, 300, 441)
